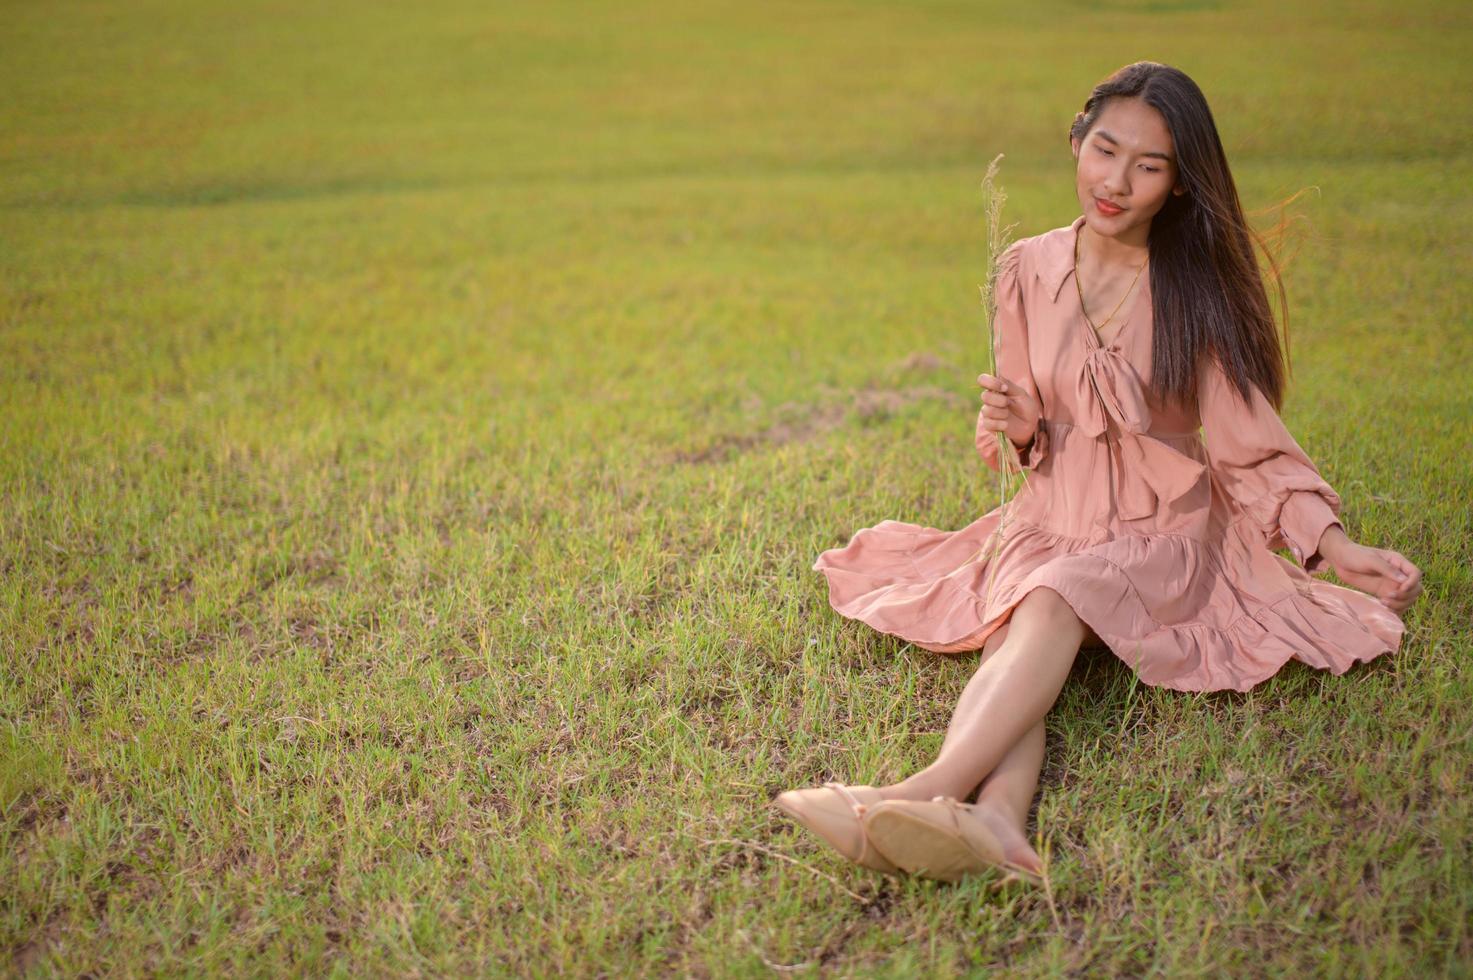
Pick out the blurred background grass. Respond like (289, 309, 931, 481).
(2, 0, 1470, 974)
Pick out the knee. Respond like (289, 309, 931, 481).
(1019, 586, 1087, 633)
(979, 622, 1011, 663)
(981, 588, 1088, 667)
(1021, 585, 1071, 615)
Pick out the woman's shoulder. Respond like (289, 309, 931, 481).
(996, 239, 1025, 281)
(1000, 219, 1076, 271)
(996, 218, 1081, 297)
(1019, 218, 1081, 264)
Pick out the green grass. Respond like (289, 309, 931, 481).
(3, 0, 1471, 974)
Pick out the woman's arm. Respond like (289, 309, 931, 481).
(977, 242, 1047, 471)
(1199, 357, 1423, 612)
(1315, 523, 1423, 614)
(1197, 355, 1345, 572)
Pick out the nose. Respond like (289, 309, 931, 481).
(1103, 161, 1130, 197)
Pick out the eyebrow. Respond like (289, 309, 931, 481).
(1095, 130, 1174, 163)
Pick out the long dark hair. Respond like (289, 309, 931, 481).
(1068, 61, 1303, 413)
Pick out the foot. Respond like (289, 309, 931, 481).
(967, 797, 1043, 876)
(858, 796, 1005, 882)
(869, 783, 1044, 878)
(770, 782, 904, 876)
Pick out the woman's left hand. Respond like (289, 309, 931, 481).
(1327, 541, 1423, 614)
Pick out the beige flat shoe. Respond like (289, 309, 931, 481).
(860, 796, 1043, 885)
(770, 782, 903, 876)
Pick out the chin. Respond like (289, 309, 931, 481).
(1084, 204, 1148, 237)
(1084, 210, 1126, 234)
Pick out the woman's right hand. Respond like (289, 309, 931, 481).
(1323, 540, 1424, 615)
(977, 372, 1042, 451)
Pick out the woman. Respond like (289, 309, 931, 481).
(775, 61, 1424, 884)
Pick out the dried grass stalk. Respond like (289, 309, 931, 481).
(967, 155, 1026, 607)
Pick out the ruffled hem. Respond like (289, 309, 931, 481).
(812, 508, 1405, 694)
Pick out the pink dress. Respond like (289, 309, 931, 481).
(813, 215, 1404, 692)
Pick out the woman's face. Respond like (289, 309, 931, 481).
(1070, 96, 1186, 241)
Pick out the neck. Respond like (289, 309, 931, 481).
(1079, 221, 1150, 270)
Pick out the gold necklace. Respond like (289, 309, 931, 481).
(1074, 232, 1147, 343)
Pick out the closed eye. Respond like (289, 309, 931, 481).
(1095, 146, 1162, 173)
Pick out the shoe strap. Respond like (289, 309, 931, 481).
(932, 796, 980, 856)
(823, 781, 865, 813)
(823, 781, 895, 870)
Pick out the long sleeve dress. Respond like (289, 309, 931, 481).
(812, 215, 1404, 693)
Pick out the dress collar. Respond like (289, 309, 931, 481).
(1037, 215, 1087, 303)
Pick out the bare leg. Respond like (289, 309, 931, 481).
(920, 620, 1045, 821)
(964, 621, 1106, 874)
(875, 586, 1086, 810)
(968, 621, 1103, 824)
(929, 620, 1051, 873)
(965, 718, 1048, 873)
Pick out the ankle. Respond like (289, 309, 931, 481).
(971, 791, 1029, 831)
(879, 771, 970, 803)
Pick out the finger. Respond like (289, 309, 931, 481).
(1370, 552, 1405, 584)
(979, 375, 1012, 396)
(1392, 569, 1421, 598)
(980, 391, 1011, 407)
(1381, 551, 1412, 582)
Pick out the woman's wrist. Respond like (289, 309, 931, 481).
(1317, 523, 1353, 562)
(1011, 420, 1040, 452)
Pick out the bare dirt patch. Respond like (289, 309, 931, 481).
(668, 381, 968, 465)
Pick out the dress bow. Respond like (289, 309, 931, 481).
(1072, 345, 1206, 522)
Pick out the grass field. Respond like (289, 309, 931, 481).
(3, 0, 1471, 974)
